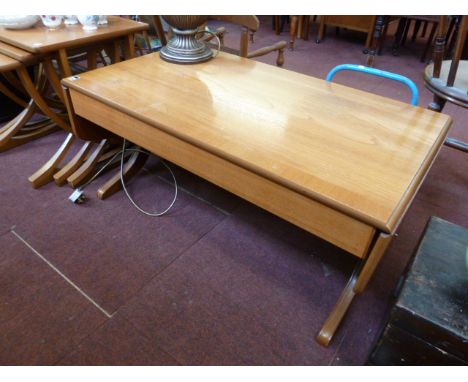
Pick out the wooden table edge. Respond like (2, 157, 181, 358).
(63, 77, 451, 235)
(0, 19, 148, 54)
(385, 115, 452, 233)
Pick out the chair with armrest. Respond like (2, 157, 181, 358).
(424, 15, 467, 152)
(205, 15, 287, 67)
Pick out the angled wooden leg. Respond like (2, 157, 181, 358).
(97, 150, 149, 200)
(28, 133, 76, 188)
(0, 80, 28, 108)
(7, 121, 59, 150)
(43, 56, 66, 104)
(16, 65, 70, 131)
(316, 232, 392, 346)
(53, 141, 95, 186)
(0, 100, 37, 147)
(67, 139, 108, 188)
(2, 71, 26, 94)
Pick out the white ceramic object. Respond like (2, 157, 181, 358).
(0, 15, 39, 30)
(77, 15, 99, 31)
(40, 15, 63, 29)
(64, 15, 79, 25)
(98, 15, 108, 25)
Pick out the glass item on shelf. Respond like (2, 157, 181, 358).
(0, 15, 39, 29)
(40, 15, 63, 30)
(98, 15, 108, 25)
(64, 15, 79, 25)
(77, 15, 99, 31)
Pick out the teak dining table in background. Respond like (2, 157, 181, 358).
(62, 52, 452, 346)
(0, 16, 148, 188)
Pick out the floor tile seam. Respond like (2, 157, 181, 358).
(228, 207, 355, 271)
(165, 269, 293, 365)
(328, 326, 350, 365)
(9, 228, 114, 319)
(118, 314, 183, 365)
(110, 212, 231, 318)
(52, 317, 112, 365)
(0, 229, 12, 239)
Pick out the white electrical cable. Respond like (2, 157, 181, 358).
(72, 140, 178, 217)
(119, 140, 178, 216)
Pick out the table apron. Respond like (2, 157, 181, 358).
(69, 89, 376, 258)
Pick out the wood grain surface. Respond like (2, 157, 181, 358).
(0, 16, 148, 54)
(0, 52, 21, 71)
(63, 52, 452, 234)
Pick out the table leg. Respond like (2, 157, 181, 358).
(316, 232, 392, 346)
(67, 139, 108, 188)
(97, 150, 149, 199)
(2, 71, 26, 94)
(16, 65, 69, 131)
(0, 64, 52, 150)
(42, 56, 66, 104)
(0, 80, 27, 108)
(28, 132, 76, 188)
(0, 99, 37, 148)
(53, 141, 96, 186)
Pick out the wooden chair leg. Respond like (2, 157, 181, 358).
(290, 16, 298, 50)
(97, 150, 149, 200)
(428, 95, 447, 112)
(366, 16, 386, 67)
(274, 16, 281, 35)
(28, 133, 76, 188)
(421, 22, 438, 62)
(316, 17, 326, 44)
(316, 233, 392, 346)
(303, 16, 310, 40)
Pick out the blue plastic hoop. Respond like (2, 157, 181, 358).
(326, 64, 419, 106)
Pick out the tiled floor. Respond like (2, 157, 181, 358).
(0, 17, 467, 365)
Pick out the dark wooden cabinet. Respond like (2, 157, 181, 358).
(369, 216, 468, 365)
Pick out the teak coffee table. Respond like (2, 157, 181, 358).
(62, 52, 452, 346)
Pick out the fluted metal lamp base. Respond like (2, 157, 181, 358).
(160, 27, 213, 64)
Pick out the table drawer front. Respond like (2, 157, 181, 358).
(70, 90, 376, 258)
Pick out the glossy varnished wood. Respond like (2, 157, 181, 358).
(66, 88, 376, 257)
(0, 16, 148, 54)
(63, 52, 452, 235)
(62, 51, 452, 345)
(0, 41, 39, 64)
(0, 51, 21, 71)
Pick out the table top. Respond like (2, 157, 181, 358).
(0, 51, 21, 71)
(0, 41, 37, 63)
(63, 52, 451, 232)
(0, 16, 148, 54)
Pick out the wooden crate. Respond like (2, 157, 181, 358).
(368, 216, 468, 365)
